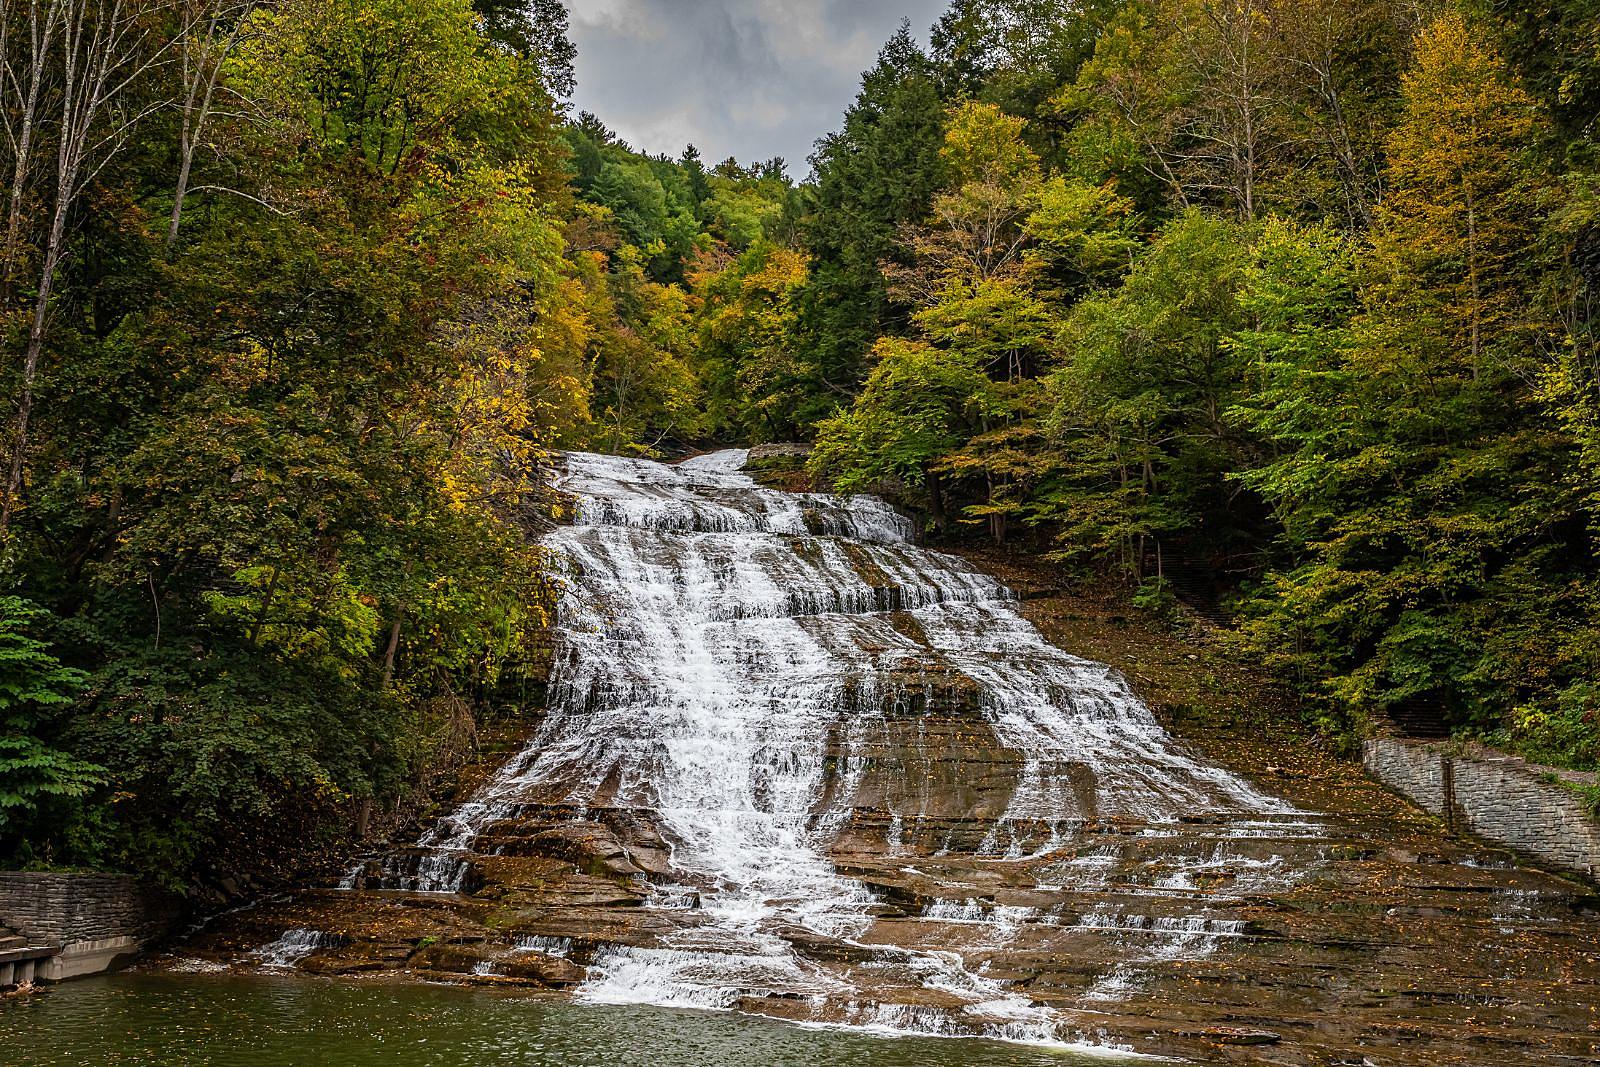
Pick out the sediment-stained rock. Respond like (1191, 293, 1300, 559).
(173, 451, 1600, 1066)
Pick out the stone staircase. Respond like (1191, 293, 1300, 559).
(1160, 568, 1229, 626)
(1386, 695, 1452, 739)
(0, 924, 59, 987)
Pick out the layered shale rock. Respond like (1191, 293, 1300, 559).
(176, 451, 1600, 1065)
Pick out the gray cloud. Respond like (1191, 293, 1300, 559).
(567, 1, 949, 178)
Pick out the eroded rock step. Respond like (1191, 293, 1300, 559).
(174, 451, 1600, 1065)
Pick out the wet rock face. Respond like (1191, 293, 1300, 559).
(178, 451, 1600, 1065)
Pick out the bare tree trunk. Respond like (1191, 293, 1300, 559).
(1, 1, 64, 302)
(381, 613, 403, 689)
(1176, 0, 1271, 222)
(1464, 177, 1481, 371)
(0, 0, 179, 532)
(166, 0, 254, 251)
(166, 114, 194, 248)
(1315, 44, 1372, 229)
(1, 200, 65, 529)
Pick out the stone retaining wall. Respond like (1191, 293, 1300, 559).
(1364, 739, 1600, 884)
(0, 872, 177, 980)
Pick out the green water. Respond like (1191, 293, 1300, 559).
(0, 974, 1141, 1066)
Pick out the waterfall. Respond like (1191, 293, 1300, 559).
(351, 449, 1313, 1044)
(255, 929, 339, 969)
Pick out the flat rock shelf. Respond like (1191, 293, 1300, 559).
(171, 451, 1600, 1065)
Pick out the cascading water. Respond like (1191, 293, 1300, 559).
(339, 449, 1314, 1044)
(254, 928, 339, 969)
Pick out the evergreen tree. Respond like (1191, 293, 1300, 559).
(787, 25, 948, 430)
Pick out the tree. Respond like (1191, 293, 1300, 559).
(472, 0, 575, 96)
(1042, 211, 1253, 577)
(1492, 0, 1600, 157)
(1169, 0, 1280, 221)
(1024, 176, 1140, 297)
(889, 103, 1053, 379)
(690, 241, 809, 439)
(930, 0, 1004, 98)
(810, 337, 1001, 531)
(931, 0, 1120, 143)
(1260, 0, 1403, 228)
(1055, 0, 1192, 214)
(164, 0, 259, 251)
(1058, 0, 1405, 225)
(1228, 218, 1359, 552)
(0, 597, 99, 842)
(2, 0, 179, 532)
(914, 103, 1041, 282)
(789, 23, 947, 422)
(580, 247, 702, 453)
(1234, 13, 1571, 733)
(0, 0, 590, 883)
(1367, 9, 1545, 372)
(871, 101, 1066, 542)
(1, 0, 63, 300)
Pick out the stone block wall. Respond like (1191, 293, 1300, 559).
(1364, 739, 1600, 884)
(1364, 738, 1450, 813)
(0, 872, 177, 978)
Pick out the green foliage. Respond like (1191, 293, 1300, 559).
(1025, 178, 1140, 297)
(1, 0, 751, 889)
(11, 0, 1600, 888)
(787, 26, 949, 428)
(1040, 211, 1254, 570)
(1493, 686, 1600, 774)
(805, 0, 1600, 771)
(553, 115, 803, 450)
(811, 339, 1000, 492)
(471, 0, 576, 95)
(1131, 576, 1178, 619)
(1228, 219, 1361, 546)
(1491, 0, 1600, 160)
(50, 638, 408, 886)
(690, 242, 811, 440)
(1228, 11, 1569, 737)
(0, 598, 101, 840)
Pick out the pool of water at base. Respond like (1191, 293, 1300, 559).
(0, 974, 1154, 1066)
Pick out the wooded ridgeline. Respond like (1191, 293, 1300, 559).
(4, 0, 1599, 892)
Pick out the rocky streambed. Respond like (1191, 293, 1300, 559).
(170, 451, 1600, 1065)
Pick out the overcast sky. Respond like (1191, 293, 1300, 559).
(567, 1, 950, 179)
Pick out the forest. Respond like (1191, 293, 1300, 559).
(2, 0, 1598, 894)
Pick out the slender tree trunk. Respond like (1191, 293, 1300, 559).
(148, 572, 162, 650)
(381, 613, 403, 689)
(248, 564, 282, 644)
(4, 0, 179, 530)
(1, 0, 61, 303)
(926, 468, 947, 536)
(166, 122, 195, 249)
(1464, 177, 1481, 372)
(1, 204, 66, 531)
(167, 1, 250, 251)
(1315, 44, 1372, 229)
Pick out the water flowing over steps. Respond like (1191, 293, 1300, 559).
(176, 450, 1600, 1065)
